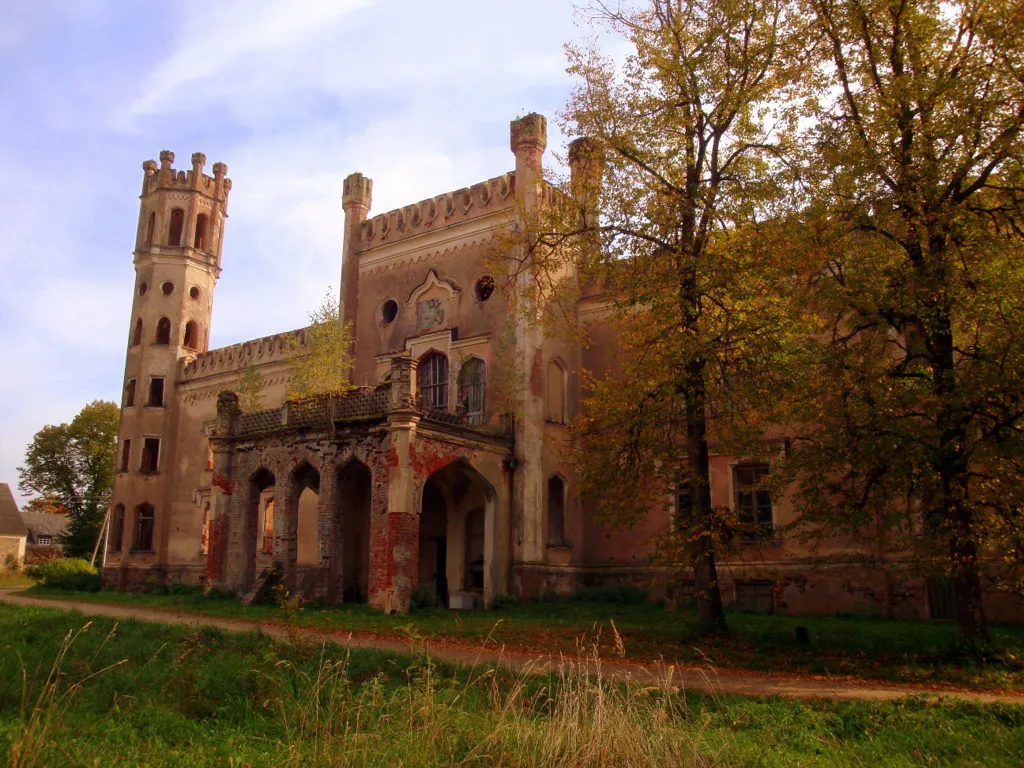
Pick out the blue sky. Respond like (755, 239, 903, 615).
(0, 0, 600, 504)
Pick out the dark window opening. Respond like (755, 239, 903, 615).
(110, 504, 125, 553)
(168, 208, 185, 246)
(675, 485, 692, 527)
(381, 299, 398, 324)
(418, 352, 448, 410)
(139, 281, 148, 297)
(140, 438, 160, 474)
(155, 317, 171, 345)
(161, 281, 174, 295)
(548, 475, 566, 546)
(735, 464, 773, 541)
(475, 275, 495, 301)
(183, 321, 199, 350)
(194, 213, 209, 250)
(119, 439, 131, 472)
(458, 358, 486, 425)
(125, 379, 136, 407)
(148, 377, 164, 407)
(131, 318, 143, 347)
(133, 503, 155, 551)
(189, 286, 201, 300)
(144, 212, 155, 248)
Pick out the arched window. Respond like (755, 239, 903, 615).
(458, 358, 486, 425)
(155, 317, 171, 345)
(194, 213, 209, 250)
(131, 318, 143, 346)
(548, 475, 566, 546)
(144, 212, 155, 248)
(168, 208, 185, 246)
(110, 504, 125, 553)
(419, 352, 449, 410)
(183, 320, 200, 350)
(546, 360, 567, 424)
(133, 503, 155, 552)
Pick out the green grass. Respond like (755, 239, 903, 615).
(19, 585, 1024, 692)
(1, 603, 1023, 767)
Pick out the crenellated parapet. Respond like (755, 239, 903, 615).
(179, 328, 309, 382)
(360, 172, 518, 249)
(141, 149, 232, 203)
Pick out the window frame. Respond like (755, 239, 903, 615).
(132, 503, 155, 553)
(140, 436, 161, 475)
(147, 377, 165, 408)
(732, 463, 774, 542)
(458, 357, 486, 425)
(418, 352, 449, 411)
(110, 504, 125, 553)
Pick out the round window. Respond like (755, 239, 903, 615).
(161, 281, 174, 295)
(475, 275, 495, 302)
(381, 299, 398, 325)
(189, 286, 201, 300)
(139, 282, 148, 296)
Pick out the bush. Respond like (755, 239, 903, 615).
(489, 593, 520, 610)
(2, 553, 20, 573)
(25, 558, 101, 591)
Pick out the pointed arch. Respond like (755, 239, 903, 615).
(183, 320, 200, 350)
(547, 473, 567, 546)
(168, 208, 185, 246)
(154, 317, 171, 345)
(546, 358, 567, 424)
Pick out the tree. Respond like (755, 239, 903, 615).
(779, 0, 1024, 643)
(235, 365, 264, 413)
(507, 0, 806, 634)
(21, 495, 69, 516)
(18, 400, 119, 557)
(287, 290, 356, 400)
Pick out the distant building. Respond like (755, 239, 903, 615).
(0, 484, 28, 566)
(21, 509, 68, 557)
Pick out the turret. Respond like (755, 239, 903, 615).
(108, 151, 231, 571)
(340, 172, 373, 338)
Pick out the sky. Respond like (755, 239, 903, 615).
(0, 0, 606, 505)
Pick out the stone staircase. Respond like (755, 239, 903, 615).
(240, 567, 279, 607)
(287, 567, 327, 608)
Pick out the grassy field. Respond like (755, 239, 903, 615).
(1, 603, 1022, 767)
(19, 585, 1024, 692)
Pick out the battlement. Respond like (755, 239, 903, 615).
(359, 172, 520, 250)
(179, 327, 308, 383)
(142, 150, 231, 202)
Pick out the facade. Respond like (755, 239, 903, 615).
(102, 116, 1024, 621)
(0, 483, 28, 566)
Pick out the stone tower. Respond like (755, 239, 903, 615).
(110, 151, 230, 568)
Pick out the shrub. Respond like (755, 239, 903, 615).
(490, 593, 520, 610)
(409, 584, 435, 611)
(2, 553, 20, 573)
(25, 558, 101, 591)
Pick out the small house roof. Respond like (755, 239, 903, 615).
(0, 483, 28, 538)
(21, 509, 69, 539)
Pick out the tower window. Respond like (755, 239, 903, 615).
(131, 318, 143, 347)
(133, 503, 155, 552)
(140, 438, 160, 474)
(144, 212, 155, 249)
(161, 281, 174, 295)
(110, 504, 125, 553)
(183, 321, 200, 350)
(139, 282, 148, 297)
(546, 359, 567, 424)
(125, 379, 136, 407)
(155, 317, 171, 345)
(148, 377, 164, 407)
(119, 439, 131, 472)
(189, 286, 201, 300)
(548, 475, 566, 546)
(418, 352, 449, 410)
(381, 299, 398, 324)
(194, 213, 209, 250)
(168, 208, 185, 246)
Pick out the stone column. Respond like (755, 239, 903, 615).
(317, 454, 340, 602)
(274, 475, 300, 592)
(207, 391, 239, 592)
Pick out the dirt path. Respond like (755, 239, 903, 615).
(3, 588, 1021, 706)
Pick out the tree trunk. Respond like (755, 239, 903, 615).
(685, 356, 729, 637)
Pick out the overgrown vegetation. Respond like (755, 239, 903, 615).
(1, 604, 1023, 767)
(24, 559, 100, 592)
(23, 588, 1024, 692)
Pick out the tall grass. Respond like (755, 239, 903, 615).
(268, 637, 719, 767)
